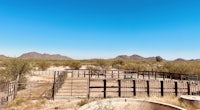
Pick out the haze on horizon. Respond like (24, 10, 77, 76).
(0, 0, 200, 60)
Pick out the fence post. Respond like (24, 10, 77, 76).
(87, 77, 90, 99)
(133, 80, 136, 96)
(175, 82, 178, 96)
(143, 72, 145, 79)
(155, 72, 157, 80)
(187, 82, 190, 95)
(118, 80, 121, 97)
(78, 70, 80, 78)
(103, 79, 106, 98)
(161, 81, 164, 96)
(84, 70, 86, 78)
(147, 80, 150, 97)
(179, 74, 181, 80)
(52, 71, 56, 100)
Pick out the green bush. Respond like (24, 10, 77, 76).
(69, 61, 82, 69)
(0, 59, 31, 89)
(36, 60, 51, 71)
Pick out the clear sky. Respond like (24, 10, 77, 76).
(0, 0, 200, 60)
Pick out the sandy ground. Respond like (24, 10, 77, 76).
(2, 72, 83, 110)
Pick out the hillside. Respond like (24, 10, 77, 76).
(0, 55, 9, 59)
(18, 52, 72, 60)
(114, 54, 164, 61)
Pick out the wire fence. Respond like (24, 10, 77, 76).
(0, 81, 17, 109)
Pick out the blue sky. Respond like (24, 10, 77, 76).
(0, 0, 200, 60)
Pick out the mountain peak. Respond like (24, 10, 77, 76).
(19, 52, 72, 60)
(115, 54, 164, 61)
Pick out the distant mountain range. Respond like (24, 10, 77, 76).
(0, 55, 9, 59)
(0, 52, 200, 61)
(18, 52, 72, 60)
(114, 54, 165, 62)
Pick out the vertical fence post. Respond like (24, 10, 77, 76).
(78, 70, 80, 78)
(179, 74, 181, 80)
(143, 72, 145, 79)
(175, 82, 178, 96)
(87, 76, 90, 99)
(161, 81, 164, 96)
(52, 71, 56, 100)
(103, 79, 106, 98)
(147, 80, 150, 97)
(118, 80, 121, 97)
(112, 70, 114, 78)
(133, 80, 136, 96)
(155, 72, 157, 80)
(187, 82, 190, 95)
(84, 70, 86, 78)
(72, 70, 74, 78)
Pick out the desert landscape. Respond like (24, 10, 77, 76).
(1, 52, 200, 110)
(1, 0, 200, 110)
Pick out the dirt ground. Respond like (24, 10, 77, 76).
(2, 74, 83, 110)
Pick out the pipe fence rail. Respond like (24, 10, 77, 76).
(88, 79, 199, 98)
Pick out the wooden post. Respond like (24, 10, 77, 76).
(87, 76, 90, 99)
(147, 80, 150, 97)
(103, 79, 106, 98)
(155, 72, 157, 80)
(179, 74, 181, 80)
(187, 82, 190, 95)
(52, 71, 56, 100)
(143, 72, 145, 79)
(112, 71, 114, 78)
(148, 71, 150, 80)
(84, 71, 86, 78)
(133, 80, 136, 96)
(161, 81, 164, 96)
(118, 80, 121, 97)
(78, 70, 80, 78)
(175, 82, 178, 96)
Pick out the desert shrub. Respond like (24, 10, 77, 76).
(77, 99, 89, 106)
(156, 56, 163, 62)
(93, 59, 110, 70)
(36, 60, 51, 71)
(112, 60, 125, 69)
(69, 61, 82, 69)
(1, 59, 31, 89)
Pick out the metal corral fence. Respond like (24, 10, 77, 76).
(62, 69, 198, 80)
(89, 79, 200, 98)
(50, 70, 200, 99)
(0, 81, 17, 109)
(31, 70, 55, 76)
